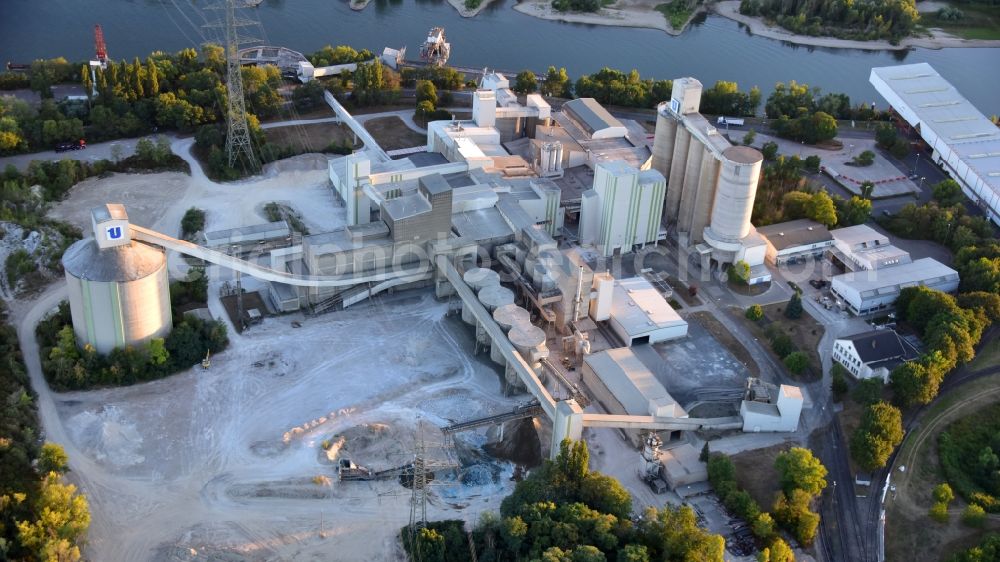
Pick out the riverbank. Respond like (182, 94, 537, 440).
(711, 0, 1000, 50)
(512, 0, 707, 35)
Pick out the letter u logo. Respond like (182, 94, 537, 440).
(107, 226, 122, 240)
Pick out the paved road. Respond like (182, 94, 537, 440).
(0, 137, 145, 171)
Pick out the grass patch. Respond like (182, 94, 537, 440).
(363, 117, 427, 151)
(465, 0, 482, 9)
(263, 202, 310, 235)
(917, 3, 1000, 40)
(263, 122, 359, 154)
(731, 302, 824, 381)
(731, 443, 788, 508)
(971, 337, 1000, 371)
(656, 0, 696, 30)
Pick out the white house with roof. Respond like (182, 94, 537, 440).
(833, 329, 919, 381)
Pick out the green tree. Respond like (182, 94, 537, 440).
(840, 195, 872, 226)
(933, 482, 955, 504)
(775, 447, 827, 496)
(761, 141, 779, 161)
(804, 154, 821, 173)
(38, 443, 70, 474)
(753, 513, 776, 541)
(772, 488, 819, 546)
(746, 304, 764, 321)
(783, 351, 809, 374)
(514, 70, 539, 94)
(414, 527, 446, 562)
(806, 191, 838, 227)
(757, 537, 794, 562)
(16, 473, 90, 562)
(875, 123, 897, 148)
(542, 66, 571, 98)
(416, 80, 438, 107)
(831, 363, 848, 401)
(770, 332, 795, 358)
(785, 292, 803, 319)
(729, 260, 750, 284)
(616, 544, 650, 562)
(635, 504, 725, 561)
(850, 401, 904, 471)
(860, 181, 875, 199)
(743, 129, 757, 146)
(932, 179, 964, 206)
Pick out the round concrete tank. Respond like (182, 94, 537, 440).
(478, 285, 514, 312)
(461, 302, 476, 325)
(489, 338, 507, 366)
(709, 146, 762, 241)
(651, 106, 678, 178)
(508, 323, 548, 365)
(463, 267, 500, 292)
(62, 238, 172, 355)
(493, 304, 530, 332)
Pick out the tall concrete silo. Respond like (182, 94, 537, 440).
(704, 146, 763, 247)
(63, 205, 172, 354)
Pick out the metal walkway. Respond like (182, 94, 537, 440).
(442, 402, 544, 434)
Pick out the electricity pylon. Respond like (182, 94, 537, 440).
(206, 0, 258, 171)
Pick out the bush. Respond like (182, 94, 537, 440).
(852, 150, 875, 166)
(804, 154, 821, 173)
(745, 304, 764, 321)
(933, 483, 955, 504)
(929, 501, 949, 523)
(770, 332, 795, 358)
(783, 351, 809, 374)
(742, 129, 757, 146)
(5, 248, 36, 286)
(180, 207, 205, 239)
(962, 504, 987, 527)
(852, 378, 883, 405)
(850, 401, 904, 471)
(728, 260, 750, 284)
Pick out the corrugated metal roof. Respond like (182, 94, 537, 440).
(584, 347, 683, 417)
(564, 98, 625, 137)
(871, 63, 1000, 196)
(831, 257, 958, 293)
(63, 238, 165, 282)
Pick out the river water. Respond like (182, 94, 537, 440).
(2, 0, 999, 113)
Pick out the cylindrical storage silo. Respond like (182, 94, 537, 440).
(463, 267, 500, 292)
(489, 338, 507, 366)
(478, 285, 514, 312)
(708, 146, 763, 242)
(508, 323, 549, 366)
(493, 304, 530, 332)
(63, 238, 172, 355)
(651, 106, 678, 180)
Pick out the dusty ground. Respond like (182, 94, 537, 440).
(733, 302, 825, 381)
(687, 311, 759, 378)
(54, 293, 523, 561)
(363, 117, 428, 151)
(47, 172, 191, 235)
(264, 122, 359, 154)
(731, 443, 788, 509)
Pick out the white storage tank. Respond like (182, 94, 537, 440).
(493, 304, 530, 331)
(508, 323, 549, 366)
(478, 285, 515, 312)
(708, 145, 763, 242)
(463, 267, 500, 292)
(63, 238, 172, 355)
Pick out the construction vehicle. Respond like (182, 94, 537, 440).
(201, 350, 211, 369)
(419, 27, 451, 67)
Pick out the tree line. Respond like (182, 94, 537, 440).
(403, 439, 729, 561)
(739, 0, 920, 42)
(0, 299, 90, 561)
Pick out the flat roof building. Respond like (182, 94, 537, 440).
(608, 277, 688, 345)
(870, 63, 1000, 225)
(831, 257, 959, 315)
(831, 224, 911, 271)
(756, 219, 833, 265)
(740, 378, 803, 433)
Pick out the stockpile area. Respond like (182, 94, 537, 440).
(55, 292, 531, 561)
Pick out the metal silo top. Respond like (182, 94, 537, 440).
(508, 323, 546, 348)
(62, 238, 165, 282)
(478, 285, 515, 310)
(493, 304, 530, 330)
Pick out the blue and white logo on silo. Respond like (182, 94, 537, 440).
(106, 226, 123, 240)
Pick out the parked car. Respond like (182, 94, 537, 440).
(54, 139, 86, 152)
(809, 279, 828, 289)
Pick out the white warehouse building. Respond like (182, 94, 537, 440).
(601, 276, 688, 345)
(830, 257, 959, 315)
(870, 63, 1000, 225)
